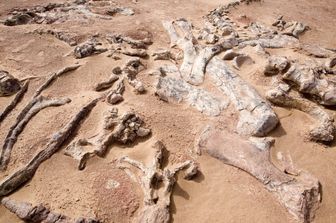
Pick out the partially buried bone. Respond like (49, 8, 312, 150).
(74, 40, 107, 59)
(155, 68, 228, 116)
(106, 34, 152, 49)
(163, 19, 278, 136)
(0, 96, 71, 171)
(0, 70, 21, 97)
(282, 63, 336, 106)
(266, 84, 335, 142)
(118, 141, 198, 223)
(0, 81, 29, 123)
(1, 197, 100, 223)
(199, 127, 321, 223)
(0, 98, 99, 196)
(94, 74, 119, 91)
(65, 108, 151, 169)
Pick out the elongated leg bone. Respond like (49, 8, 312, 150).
(0, 98, 99, 196)
(118, 141, 198, 223)
(0, 96, 71, 170)
(1, 197, 100, 223)
(282, 64, 336, 106)
(162, 20, 227, 85)
(199, 128, 321, 223)
(266, 84, 335, 142)
(0, 81, 29, 123)
(163, 19, 278, 136)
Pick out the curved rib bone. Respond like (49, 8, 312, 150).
(118, 141, 198, 223)
(0, 98, 99, 196)
(199, 128, 321, 223)
(0, 81, 29, 123)
(0, 96, 71, 171)
(162, 19, 278, 136)
(266, 85, 335, 142)
(1, 197, 100, 223)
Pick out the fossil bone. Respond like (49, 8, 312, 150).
(155, 73, 228, 116)
(282, 63, 336, 106)
(163, 19, 278, 136)
(65, 108, 151, 169)
(94, 74, 119, 91)
(0, 98, 99, 196)
(266, 84, 335, 142)
(1, 197, 100, 223)
(118, 141, 198, 223)
(0, 81, 29, 123)
(0, 96, 71, 171)
(74, 40, 107, 59)
(0, 70, 21, 97)
(199, 128, 321, 223)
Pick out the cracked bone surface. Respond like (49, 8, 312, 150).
(266, 84, 335, 142)
(118, 141, 198, 223)
(1, 197, 100, 223)
(2, 1, 134, 26)
(198, 127, 321, 223)
(74, 39, 107, 59)
(155, 66, 228, 117)
(163, 19, 278, 136)
(0, 98, 99, 196)
(0, 96, 71, 171)
(65, 108, 151, 169)
(282, 63, 336, 106)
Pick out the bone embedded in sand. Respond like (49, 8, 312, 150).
(155, 75, 228, 117)
(266, 84, 335, 142)
(207, 57, 278, 136)
(118, 141, 198, 223)
(162, 18, 278, 136)
(199, 128, 321, 223)
(0, 81, 29, 123)
(94, 74, 119, 91)
(94, 110, 151, 157)
(74, 40, 107, 59)
(1, 197, 100, 223)
(0, 70, 21, 97)
(0, 96, 71, 171)
(282, 63, 336, 106)
(0, 98, 99, 196)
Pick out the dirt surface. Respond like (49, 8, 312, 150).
(0, 0, 335, 222)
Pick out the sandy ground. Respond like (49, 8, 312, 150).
(0, 0, 335, 222)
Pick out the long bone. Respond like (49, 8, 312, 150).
(198, 128, 321, 223)
(162, 19, 278, 136)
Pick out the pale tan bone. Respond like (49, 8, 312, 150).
(1, 197, 100, 223)
(266, 85, 335, 142)
(65, 108, 151, 169)
(0, 98, 99, 196)
(162, 19, 278, 136)
(118, 141, 198, 223)
(0, 96, 71, 170)
(199, 128, 321, 223)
